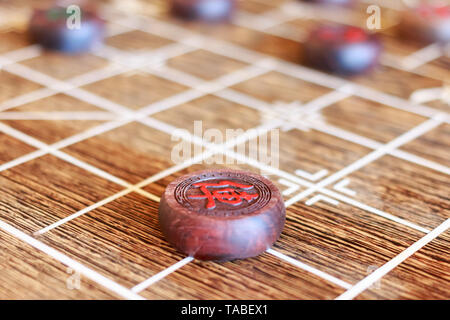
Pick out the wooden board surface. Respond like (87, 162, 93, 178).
(0, 0, 449, 300)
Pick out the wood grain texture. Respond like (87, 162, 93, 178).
(357, 231, 450, 300)
(426, 97, 450, 113)
(106, 30, 174, 51)
(167, 49, 249, 80)
(0, 71, 43, 103)
(63, 122, 185, 184)
(0, 30, 30, 54)
(2, 93, 108, 144)
(0, 0, 448, 300)
(0, 154, 123, 233)
(401, 124, 450, 168)
(236, 128, 372, 177)
(274, 201, 424, 284)
(19, 53, 108, 80)
(414, 56, 450, 84)
(353, 65, 443, 99)
(378, 33, 427, 57)
(141, 252, 345, 299)
(322, 96, 427, 143)
(192, 24, 303, 63)
(0, 229, 121, 299)
(231, 71, 332, 104)
(152, 94, 262, 140)
(39, 192, 185, 288)
(82, 72, 188, 110)
(237, 0, 280, 14)
(347, 155, 450, 230)
(0, 132, 36, 165)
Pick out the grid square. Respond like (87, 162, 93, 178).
(378, 33, 429, 58)
(105, 30, 174, 51)
(274, 200, 424, 284)
(19, 53, 109, 80)
(82, 72, 188, 109)
(236, 128, 371, 178)
(195, 24, 302, 63)
(38, 192, 185, 288)
(167, 49, 249, 80)
(0, 229, 121, 299)
(424, 96, 450, 113)
(357, 231, 450, 299)
(267, 16, 368, 43)
(353, 65, 443, 99)
(63, 122, 190, 184)
(1, 93, 109, 144)
(231, 71, 332, 104)
(346, 155, 450, 230)
(266, 18, 318, 42)
(141, 252, 345, 299)
(151, 94, 262, 141)
(413, 56, 450, 83)
(238, 0, 281, 14)
(0, 71, 43, 103)
(0, 131, 36, 165)
(0, 30, 30, 54)
(401, 123, 450, 168)
(322, 96, 427, 143)
(0, 154, 123, 233)
(107, 0, 167, 19)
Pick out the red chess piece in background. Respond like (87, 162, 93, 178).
(305, 24, 382, 76)
(400, 4, 450, 44)
(171, 0, 235, 22)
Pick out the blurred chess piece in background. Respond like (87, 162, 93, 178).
(399, 0, 450, 44)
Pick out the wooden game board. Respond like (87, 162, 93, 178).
(0, 0, 448, 300)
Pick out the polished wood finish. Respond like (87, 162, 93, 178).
(159, 169, 286, 261)
(0, 154, 124, 233)
(0, 229, 121, 299)
(357, 231, 450, 299)
(3, 93, 107, 144)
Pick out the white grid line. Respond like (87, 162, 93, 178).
(0, 219, 145, 300)
(122, 12, 446, 122)
(0, 34, 333, 293)
(34, 148, 218, 235)
(309, 121, 450, 176)
(286, 115, 445, 206)
(266, 249, 352, 289)
(131, 257, 195, 293)
(336, 218, 450, 300)
(145, 63, 442, 234)
(221, 147, 431, 234)
(0, 111, 118, 120)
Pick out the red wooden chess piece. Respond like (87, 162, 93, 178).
(171, 0, 235, 22)
(305, 24, 382, 75)
(159, 170, 286, 261)
(400, 4, 450, 44)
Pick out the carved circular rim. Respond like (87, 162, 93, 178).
(173, 171, 272, 217)
(164, 169, 281, 220)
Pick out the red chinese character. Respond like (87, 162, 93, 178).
(189, 180, 259, 209)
